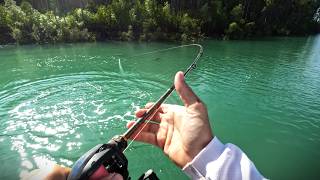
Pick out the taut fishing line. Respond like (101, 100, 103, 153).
(68, 44, 202, 140)
(121, 44, 203, 152)
(67, 44, 203, 180)
(69, 44, 203, 144)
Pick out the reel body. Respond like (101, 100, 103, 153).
(68, 136, 129, 180)
(67, 44, 203, 180)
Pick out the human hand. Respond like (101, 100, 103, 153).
(22, 164, 122, 180)
(21, 164, 71, 180)
(127, 71, 214, 167)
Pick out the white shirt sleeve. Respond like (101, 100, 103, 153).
(182, 137, 267, 180)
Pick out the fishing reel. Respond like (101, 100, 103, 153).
(67, 135, 159, 180)
(67, 44, 203, 180)
(67, 135, 129, 180)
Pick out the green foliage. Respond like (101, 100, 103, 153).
(0, 5, 13, 42)
(0, 0, 93, 44)
(180, 13, 202, 42)
(230, 4, 243, 22)
(225, 22, 241, 39)
(315, 7, 320, 23)
(0, 0, 319, 44)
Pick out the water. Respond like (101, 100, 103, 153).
(0, 37, 319, 180)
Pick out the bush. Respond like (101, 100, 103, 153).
(314, 7, 320, 23)
(1, 0, 318, 44)
(226, 22, 243, 39)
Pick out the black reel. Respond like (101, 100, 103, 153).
(68, 136, 129, 180)
(67, 135, 159, 180)
(67, 44, 202, 180)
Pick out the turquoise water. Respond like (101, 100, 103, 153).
(0, 37, 320, 180)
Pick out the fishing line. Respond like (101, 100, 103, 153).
(68, 44, 192, 130)
(95, 44, 202, 74)
(122, 44, 203, 152)
(84, 44, 203, 151)
(65, 44, 203, 180)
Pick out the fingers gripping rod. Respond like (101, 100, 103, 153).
(67, 44, 203, 180)
(122, 44, 203, 140)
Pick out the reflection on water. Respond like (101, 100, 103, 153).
(0, 37, 320, 179)
(1, 70, 174, 178)
(191, 36, 320, 180)
(0, 42, 194, 179)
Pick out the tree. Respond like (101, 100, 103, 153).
(0, 5, 14, 43)
(0, 0, 319, 44)
(314, 7, 320, 23)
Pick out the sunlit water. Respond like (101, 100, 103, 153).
(0, 37, 320, 180)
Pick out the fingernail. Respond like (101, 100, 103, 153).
(179, 71, 185, 82)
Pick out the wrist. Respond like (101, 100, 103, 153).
(182, 134, 214, 167)
(192, 134, 214, 157)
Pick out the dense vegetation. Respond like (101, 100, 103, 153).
(0, 0, 319, 44)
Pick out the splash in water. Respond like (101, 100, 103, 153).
(118, 58, 124, 74)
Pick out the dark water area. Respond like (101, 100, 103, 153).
(0, 36, 319, 179)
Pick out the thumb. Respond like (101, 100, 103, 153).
(174, 71, 200, 107)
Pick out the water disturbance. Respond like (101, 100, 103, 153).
(118, 58, 124, 74)
(0, 37, 320, 180)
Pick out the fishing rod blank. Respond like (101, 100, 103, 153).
(122, 44, 203, 141)
(68, 44, 203, 180)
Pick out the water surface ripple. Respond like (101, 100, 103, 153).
(189, 37, 320, 180)
(1, 38, 320, 179)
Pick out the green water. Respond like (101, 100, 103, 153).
(0, 37, 320, 180)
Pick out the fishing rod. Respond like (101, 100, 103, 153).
(67, 44, 203, 180)
(122, 44, 203, 145)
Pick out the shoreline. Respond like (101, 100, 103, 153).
(1, 1, 319, 46)
(1, 34, 319, 47)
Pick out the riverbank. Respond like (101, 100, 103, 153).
(1, 0, 319, 45)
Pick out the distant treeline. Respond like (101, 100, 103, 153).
(0, 0, 319, 44)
